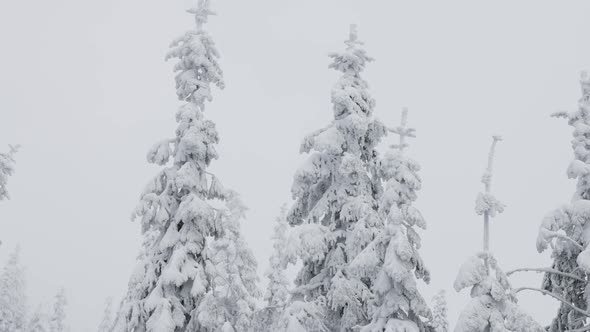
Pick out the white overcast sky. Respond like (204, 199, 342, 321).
(1, 0, 590, 331)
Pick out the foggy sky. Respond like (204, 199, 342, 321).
(1, 0, 589, 330)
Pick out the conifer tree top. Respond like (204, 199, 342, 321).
(390, 108, 416, 151)
(188, 0, 215, 31)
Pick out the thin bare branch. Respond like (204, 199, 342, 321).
(514, 287, 590, 317)
(507, 267, 586, 283)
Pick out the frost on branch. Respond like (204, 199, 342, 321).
(112, 2, 259, 331)
(535, 72, 590, 332)
(453, 256, 487, 292)
(280, 299, 329, 332)
(474, 193, 505, 217)
(147, 140, 172, 165)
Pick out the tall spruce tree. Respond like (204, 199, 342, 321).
(112, 1, 259, 331)
(454, 137, 542, 332)
(351, 110, 432, 332)
(0, 246, 26, 332)
(285, 24, 387, 330)
(535, 71, 590, 331)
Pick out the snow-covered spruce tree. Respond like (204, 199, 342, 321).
(351, 110, 433, 332)
(28, 305, 50, 332)
(0, 144, 18, 202)
(0, 246, 26, 332)
(49, 288, 67, 332)
(252, 206, 291, 332)
(112, 1, 259, 331)
(454, 137, 543, 332)
(196, 192, 260, 332)
(285, 24, 388, 330)
(534, 71, 590, 332)
(111, 229, 159, 332)
(431, 291, 448, 332)
(97, 297, 114, 332)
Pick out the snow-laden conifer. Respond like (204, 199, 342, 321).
(353, 110, 432, 332)
(431, 291, 448, 332)
(285, 24, 387, 331)
(112, 1, 259, 331)
(0, 246, 26, 332)
(196, 192, 260, 332)
(49, 288, 67, 332)
(27, 305, 50, 332)
(97, 297, 114, 332)
(111, 229, 158, 332)
(534, 71, 590, 332)
(454, 137, 543, 332)
(0, 145, 18, 201)
(253, 206, 291, 332)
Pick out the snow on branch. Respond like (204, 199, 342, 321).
(514, 287, 590, 317)
(482, 135, 502, 191)
(477, 136, 503, 253)
(187, 0, 215, 31)
(506, 267, 586, 283)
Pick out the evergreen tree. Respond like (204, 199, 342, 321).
(352, 110, 432, 332)
(27, 305, 50, 332)
(111, 230, 158, 332)
(0, 144, 18, 201)
(0, 246, 26, 332)
(253, 206, 291, 332)
(431, 291, 448, 332)
(49, 288, 67, 332)
(285, 24, 387, 330)
(196, 192, 260, 332)
(113, 1, 259, 331)
(536, 71, 590, 331)
(97, 297, 113, 332)
(454, 137, 542, 332)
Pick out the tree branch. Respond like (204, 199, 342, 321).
(542, 230, 585, 251)
(514, 287, 590, 317)
(566, 324, 590, 332)
(507, 267, 586, 283)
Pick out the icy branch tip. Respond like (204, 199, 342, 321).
(390, 107, 416, 151)
(482, 136, 502, 190)
(349, 24, 358, 42)
(401, 107, 408, 128)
